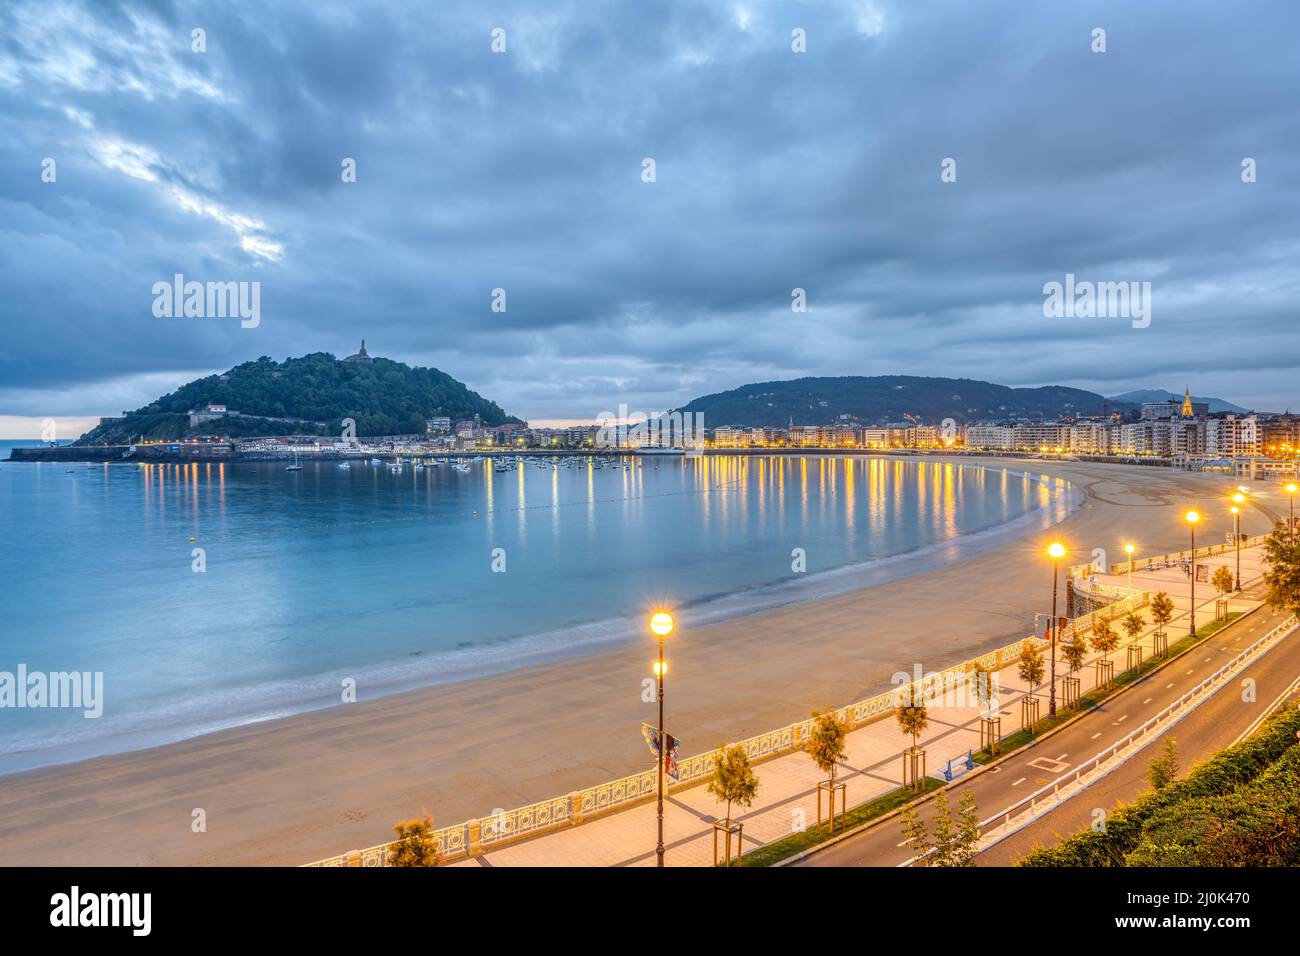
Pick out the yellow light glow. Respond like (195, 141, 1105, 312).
(1232, 493, 1245, 504)
(652, 661, 668, 677)
(1185, 510, 1200, 524)
(1287, 484, 1298, 494)
(1047, 542, 1066, 559)
(649, 611, 675, 638)
(1124, 543, 1135, 555)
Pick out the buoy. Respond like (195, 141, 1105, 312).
(472, 511, 478, 516)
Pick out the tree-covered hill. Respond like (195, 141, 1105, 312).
(675, 375, 1128, 427)
(76, 351, 521, 443)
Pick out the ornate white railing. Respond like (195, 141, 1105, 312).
(303, 631, 1046, 867)
(307, 585, 1153, 866)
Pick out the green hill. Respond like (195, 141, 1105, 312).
(76, 351, 520, 443)
(675, 375, 1127, 427)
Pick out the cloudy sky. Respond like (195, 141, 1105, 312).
(2, 0, 1298, 436)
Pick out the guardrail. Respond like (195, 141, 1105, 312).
(305, 630, 1053, 866)
(1067, 535, 1269, 580)
(969, 613, 1298, 853)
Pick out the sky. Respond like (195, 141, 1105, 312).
(2, 0, 1298, 437)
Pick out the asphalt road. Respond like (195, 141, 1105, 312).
(799, 581, 1297, 867)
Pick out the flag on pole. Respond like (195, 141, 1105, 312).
(664, 734, 681, 781)
(641, 722, 660, 757)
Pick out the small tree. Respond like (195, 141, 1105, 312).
(1262, 519, 1300, 615)
(1149, 591, 1175, 637)
(930, 791, 957, 867)
(1147, 737, 1179, 790)
(1017, 641, 1045, 698)
(895, 686, 929, 751)
(899, 802, 931, 863)
(1091, 617, 1120, 663)
(952, 791, 982, 867)
(388, 814, 441, 867)
(1212, 565, 1235, 597)
(1122, 610, 1145, 646)
(1061, 633, 1089, 676)
(706, 743, 759, 826)
(805, 708, 848, 786)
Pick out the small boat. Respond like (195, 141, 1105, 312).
(369, 458, 381, 465)
(337, 461, 351, 469)
(286, 452, 303, 471)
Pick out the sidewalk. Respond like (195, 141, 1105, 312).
(449, 548, 1267, 867)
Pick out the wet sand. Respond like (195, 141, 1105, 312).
(0, 457, 1274, 865)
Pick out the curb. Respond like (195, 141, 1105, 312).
(776, 597, 1268, 867)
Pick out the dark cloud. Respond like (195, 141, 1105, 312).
(1, 0, 1297, 425)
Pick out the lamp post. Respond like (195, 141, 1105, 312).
(1185, 511, 1200, 637)
(1124, 543, 1135, 592)
(649, 610, 674, 868)
(1047, 542, 1066, 718)
(1287, 483, 1297, 543)
(1231, 491, 1246, 591)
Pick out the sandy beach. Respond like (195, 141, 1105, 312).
(0, 457, 1280, 865)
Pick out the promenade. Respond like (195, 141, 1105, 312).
(448, 544, 1269, 867)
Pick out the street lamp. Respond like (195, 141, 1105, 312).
(649, 609, 674, 868)
(1286, 483, 1297, 543)
(1185, 511, 1200, 637)
(1231, 491, 1246, 591)
(1124, 543, 1135, 592)
(1047, 542, 1066, 718)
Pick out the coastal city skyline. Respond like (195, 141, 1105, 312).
(3, 1, 1300, 432)
(3, 0, 1297, 928)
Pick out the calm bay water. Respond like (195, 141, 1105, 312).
(0, 444, 1073, 771)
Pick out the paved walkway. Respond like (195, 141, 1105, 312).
(451, 546, 1268, 866)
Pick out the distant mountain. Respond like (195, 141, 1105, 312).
(76, 350, 520, 444)
(675, 376, 1128, 428)
(1106, 389, 1250, 414)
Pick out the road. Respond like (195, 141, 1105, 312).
(799, 583, 1297, 867)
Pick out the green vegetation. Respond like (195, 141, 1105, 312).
(1019, 705, 1300, 866)
(1263, 519, 1300, 616)
(674, 375, 1120, 429)
(1091, 617, 1120, 664)
(805, 709, 848, 786)
(735, 778, 944, 867)
(76, 351, 519, 443)
(1147, 737, 1180, 790)
(706, 744, 759, 827)
(901, 790, 982, 867)
(1212, 565, 1235, 596)
(895, 689, 929, 751)
(1149, 591, 1175, 638)
(387, 815, 441, 867)
(974, 612, 1243, 764)
(1061, 634, 1088, 680)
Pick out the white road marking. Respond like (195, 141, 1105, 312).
(1090, 732, 1102, 739)
(1166, 683, 1174, 689)
(1115, 714, 1128, 724)
(1143, 698, 1152, 704)
(1011, 777, 1025, 786)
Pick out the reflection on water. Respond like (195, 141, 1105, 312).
(0, 454, 1072, 770)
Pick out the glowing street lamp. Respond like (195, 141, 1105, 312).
(1185, 511, 1200, 637)
(1231, 491, 1246, 591)
(649, 609, 674, 867)
(1124, 543, 1135, 591)
(1046, 542, 1066, 717)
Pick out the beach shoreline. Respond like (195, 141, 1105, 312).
(0, 459, 1076, 776)
(0, 457, 1270, 865)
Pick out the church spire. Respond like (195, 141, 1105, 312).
(1180, 387, 1194, 418)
